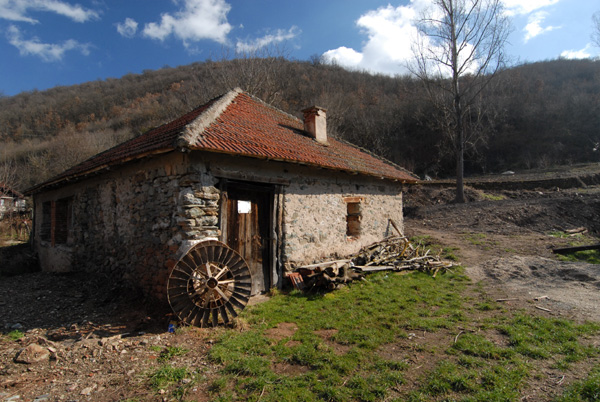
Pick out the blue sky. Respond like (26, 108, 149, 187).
(0, 0, 598, 96)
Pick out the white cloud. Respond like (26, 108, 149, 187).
(143, 0, 232, 46)
(502, 0, 560, 16)
(7, 24, 90, 61)
(235, 26, 300, 53)
(523, 11, 560, 42)
(0, 0, 99, 23)
(560, 44, 593, 59)
(321, 0, 567, 76)
(322, 46, 363, 67)
(116, 17, 138, 38)
(322, 3, 424, 75)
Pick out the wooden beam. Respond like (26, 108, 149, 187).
(211, 167, 291, 186)
(552, 244, 600, 254)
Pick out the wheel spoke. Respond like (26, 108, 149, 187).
(214, 265, 229, 280)
(214, 285, 229, 302)
(167, 240, 253, 327)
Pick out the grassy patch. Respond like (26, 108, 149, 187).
(208, 270, 466, 400)
(480, 192, 506, 201)
(201, 269, 600, 401)
(555, 365, 600, 401)
(463, 233, 498, 249)
(157, 346, 188, 362)
(149, 364, 190, 389)
(498, 314, 599, 366)
(557, 250, 600, 264)
(549, 231, 571, 239)
(6, 330, 24, 341)
(549, 231, 600, 264)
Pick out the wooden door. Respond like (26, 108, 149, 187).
(225, 183, 272, 295)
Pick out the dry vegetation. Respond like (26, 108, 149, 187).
(1, 57, 599, 191)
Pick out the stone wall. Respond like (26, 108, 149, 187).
(33, 153, 222, 300)
(282, 172, 404, 264)
(33, 151, 405, 300)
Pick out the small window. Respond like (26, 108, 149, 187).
(344, 196, 363, 239)
(40, 197, 73, 246)
(41, 201, 52, 241)
(54, 198, 72, 244)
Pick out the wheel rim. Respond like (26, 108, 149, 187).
(167, 240, 252, 327)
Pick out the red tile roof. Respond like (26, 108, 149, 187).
(27, 88, 417, 193)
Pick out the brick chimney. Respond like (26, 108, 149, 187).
(302, 106, 328, 145)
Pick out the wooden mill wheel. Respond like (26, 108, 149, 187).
(167, 240, 252, 327)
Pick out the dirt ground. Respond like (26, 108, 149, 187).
(1, 180, 600, 401)
(404, 184, 600, 322)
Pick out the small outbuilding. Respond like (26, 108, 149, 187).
(26, 88, 417, 304)
(0, 183, 26, 219)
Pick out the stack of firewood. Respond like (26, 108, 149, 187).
(295, 259, 363, 290)
(291, 235, 454, 290)
(351, 235, 452, 276)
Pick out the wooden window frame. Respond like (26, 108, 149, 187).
(344, 196, 364, 240)
(40, 197, 73, 246)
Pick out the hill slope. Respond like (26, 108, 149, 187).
(1, 57, 599, 189)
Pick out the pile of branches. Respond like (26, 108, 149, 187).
(291, 235, 454, 291)
(352, 236, 452, 277)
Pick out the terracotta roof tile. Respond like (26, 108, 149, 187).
(27, 89, 416, 193)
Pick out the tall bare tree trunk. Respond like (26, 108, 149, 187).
(411, 0, 510, 204)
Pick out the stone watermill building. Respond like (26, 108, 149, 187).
(27, 88, 417, 324)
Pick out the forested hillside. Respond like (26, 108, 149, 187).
(1, 57, 599, 190)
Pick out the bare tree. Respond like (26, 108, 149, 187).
(411, 0, 511, 202)
(207, 46, 291, 106)
(593, 12, 600, 48)
(0, 159, 19, 191)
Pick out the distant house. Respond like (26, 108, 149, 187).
(26, 88, 417, 301)
(0, 183, 26, 219)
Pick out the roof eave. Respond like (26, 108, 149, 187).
(25, 148, 175, 195)
(189, 147, 418, 183)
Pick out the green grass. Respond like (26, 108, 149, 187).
(148, 365, 190, 390)
(157, 346, 188, 362)
(549, 231, 571, 239)
(480, 192, 506, 201)
(6, 330, 24, 341)
(463, 232, 498, 249)
(207, 271, 465, 401)
(549, 231, 600, 264)
(557, 250, 600, 264)
(555, 365, 600, 401)
(200, 269, 600, 401)
(498, 314, 599, 366)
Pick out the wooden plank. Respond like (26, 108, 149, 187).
(343, 196, 364, 203)
(552, 244, 600, 254)
(211, 167, 291, 186)
(353, 265, 405, 272)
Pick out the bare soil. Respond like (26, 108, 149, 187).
(1, 176, 600, 401)
(404, 184, 600, 322)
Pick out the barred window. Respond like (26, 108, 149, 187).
(40, 198, 73, 246)
(41, 201, 52, 242)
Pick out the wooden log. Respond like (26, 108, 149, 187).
(353, 265, 398, 272)
(299, 259, 352, 269)
(388, 219, 403, 237)
(565, 227, 587, 234)
(552, 244, 600, 254)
